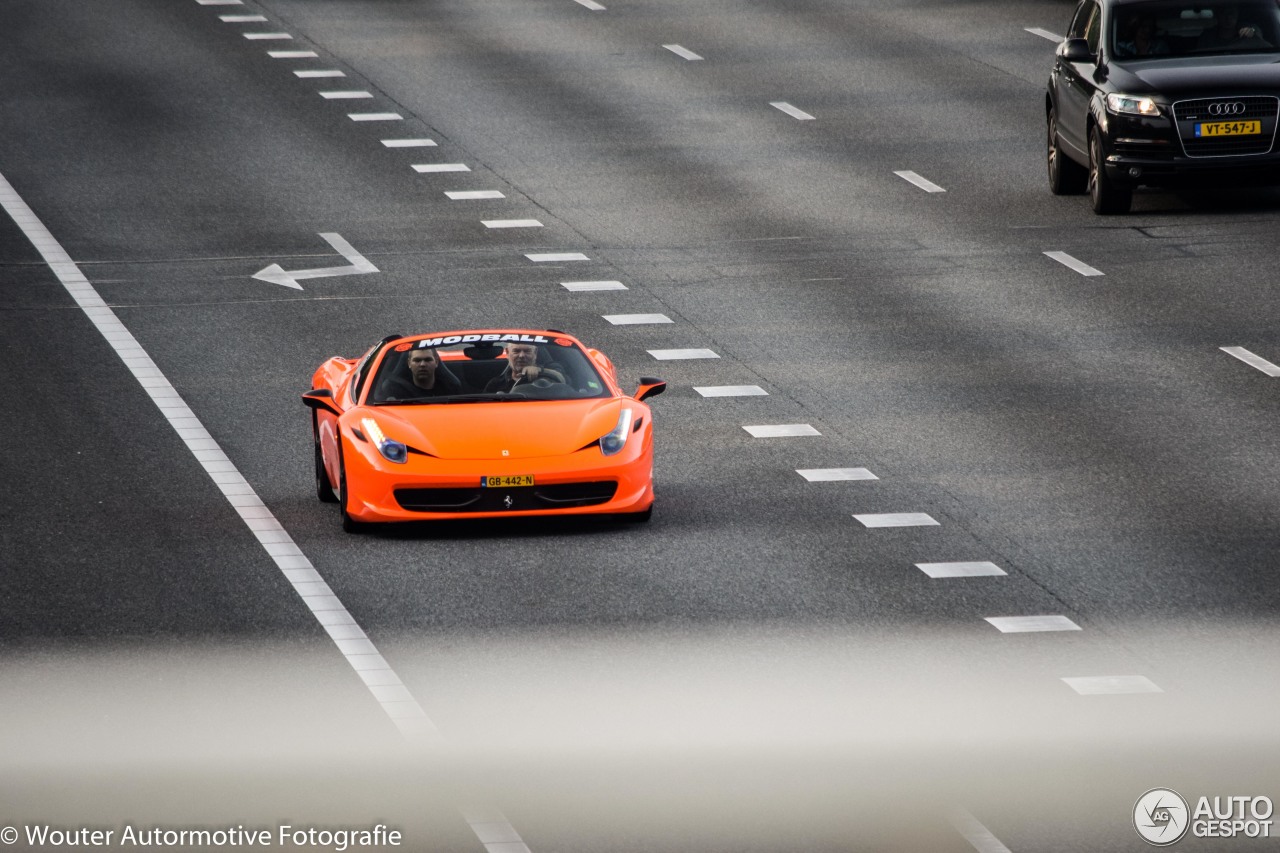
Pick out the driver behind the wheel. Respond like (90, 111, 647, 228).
(484, 342, 566, 393)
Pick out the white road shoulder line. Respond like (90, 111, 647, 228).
(0, 169, 438, 742)
(1220, 346, 1280, 376)
(916, 561, 1006, 578)
(695, 385, 766, 397)
(1062, 675, 1163, 695)
(796, 468, 876, 481)
(561, 280, 624, 291)
(985, 615, 1081, 633)
(664, 44, 704, 60)
(894, 170, 946, 193)
(948, 808, 1014, 853)
(770, 101, 815, 120)
(1044, 250, 1104, 276)
(1026, 26, 1062, 41)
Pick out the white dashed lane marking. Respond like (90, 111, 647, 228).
(244, 32, 292, 40)
(916, 561, 1006, 578)
(1220, 346, 1280, 376)
(321, 91, 372, 99)
(854, 513, 940, 528)
(743, 424, 820, 438)
(382, 138, 436, 148)
(1044, 250, 1104, 276)
(527, 252, 590, 262)
(1062, 676, 1163, 695)
(447, 190, 504, 200)
(648, 348, 719, 360)
(197, 0, 242, 5)
(796, 467, 876, 481)
(414, 163, 470, 173)
(561, 280, 625, 291)
(269, 50, 318, 58)
(1026, 26, 1062, 41)
(695, 385, 767, 397)
(664, 44, 704, 60)
(985, 615, 1081, 633)
(348, 112, 402, 122)
(770, 101, 815, 120)
(574, 0, 606, 9)
(603, 313, 671, 325)
(295, 70, 345, 78)
(220, 14, 266, 21)
(483, 219, 542, 229)
(894, 170, 946, 193)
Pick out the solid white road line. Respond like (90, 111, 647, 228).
(413, 163, 470, 173)
(854, 513, 940, 528)
(0, 169, 438, 741)
(663, 44, 704, 60)
(743, 424, 820, 438)
(483, 219, 542, 229)
(295, 70, 345, 78)
(562, 280, 625, 291)
(348, 112, 402, 121)
(320, 91, 372, 99)
(1062, 675, 1163, 695)
(796, 468, 876, 481)
(269, 50, 318, 58)
(603, 313, 671, 325)
(527, 252, 589, 262)
(382, 138, 436, 147)
(447, 190, 504, 200)
(695, 385, 767, 397)
(949, 809, 1014, 853)
(1220, 346, 1280, 376)
(985, 615, 1081, 633)
(770, 101, 815, 120)
(1044, 250, 1104, 276)
(894, 170, 946, 193)
(1026, 26, 1062, 41)
(648, 348, 719, 360)
(916, 561, 1006, 578)
(244, 32, 292, 39)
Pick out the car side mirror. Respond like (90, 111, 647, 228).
(1063, 37, 1094, 62)
(635, 378, 666, 402)
(302, 388, 342, 417)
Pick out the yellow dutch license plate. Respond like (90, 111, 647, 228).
(483, 475, 535, 487)
(1197, 120, 1261, 137)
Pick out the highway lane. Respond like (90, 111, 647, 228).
(2, 0, 1279, 850)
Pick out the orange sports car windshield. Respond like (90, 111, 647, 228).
(367, 333, 611, 405)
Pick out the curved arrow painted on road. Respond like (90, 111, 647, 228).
(253, 232, 378, 290)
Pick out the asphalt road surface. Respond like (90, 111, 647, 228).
(2, 0, 1279, 851)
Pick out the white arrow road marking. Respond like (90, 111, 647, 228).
(252, 232, 378, 290)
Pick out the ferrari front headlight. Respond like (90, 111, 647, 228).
(1106, 93, 1160, 116)
(361, 417, 408, 464)
(599, 408, 633, 456)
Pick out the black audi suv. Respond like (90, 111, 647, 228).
(1047, 0, 1280, 213)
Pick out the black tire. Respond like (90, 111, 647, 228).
(336, 440, 365, 534)
(313, 415, 337, 503)
(1047, 106, 1087, 195)
(623, 504, 653, 523)
(1088, 129, 1132, 214)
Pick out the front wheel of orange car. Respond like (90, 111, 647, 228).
(336, 442, 365, 534)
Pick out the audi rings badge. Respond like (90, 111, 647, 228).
(1208, 101, 1247, 116)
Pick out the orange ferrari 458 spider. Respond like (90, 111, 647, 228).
(302, 329, 665, 530)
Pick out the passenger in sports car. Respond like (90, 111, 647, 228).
(483, 342, 566, 393)
(381, 347, 462, 400)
